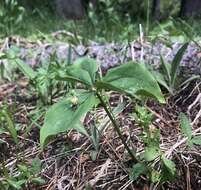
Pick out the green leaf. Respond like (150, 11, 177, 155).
(31, 177, 46, 185)
(130, 163, 146, 181)
(0, 52, 6, 59)
(2, 108, 18, 144)
(180, 75, 200, 87)
(97, 62, 165, 104)
(6, 47, 20, 59)
(90, 150, 98, 161)
(18, 164, 28, 174)
(14, 59, 36, 80)
(191, 136, 201, 145)
(31, 158, 42, 174)
(0, 127, 6, 134)
(153, 71, 173, 94)
(161, 155, 176, 181)
(40, 91, 97, 147)
(144, 146, 160, 161)
(187, 140, 193, 148)
(160, 55, 171, 83)
(57, 57, 98, 86)
(179, 113, 192, 139)
(151, 169, 161, 183)
(7, 179, 26, 190)
(74, 58, 98, 83)
(170, 43, 188, 87)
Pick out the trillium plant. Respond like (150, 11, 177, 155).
(5, 51, 178, 183)
(40, 58, 165, 160)
(27, 56, 175, 183)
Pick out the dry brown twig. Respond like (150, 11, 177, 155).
(188, 92, 201, 125)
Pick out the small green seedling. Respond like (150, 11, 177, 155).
(0, 158, 45, 190)
(130, 106, 176, 183)
(179, 113, 201, 147)
(6, 47, 70, 105)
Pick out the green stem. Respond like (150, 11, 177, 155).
(96, 92, 138, 163)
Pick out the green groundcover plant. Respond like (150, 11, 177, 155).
(1, 51, 180, 184)
(39, 57, 165, 149)
(38, 57, 178, 183)
(149, 42, 200, 95)
(130, 106, 176, 183)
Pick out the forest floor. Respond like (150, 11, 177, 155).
(0, 35, 201, 190)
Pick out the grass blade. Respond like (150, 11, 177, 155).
(170, 43, 188, 87)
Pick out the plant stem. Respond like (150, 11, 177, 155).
(96, 92, 138, 163)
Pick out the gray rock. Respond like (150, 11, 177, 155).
(9, 41, 201, 75)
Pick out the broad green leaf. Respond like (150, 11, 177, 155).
(144, 146, 160, 161)
(57, 57, 98, 86)
(14, 59, 36, 80)
(161, 155, 176, 181)
(179, 113, 192, 139)
(130, 163, 146, 181)
(66, 67, 92, 85)
(97, 62, 165, 103)
(191, 136, 201, 145)
(74, 58, 98, 83)
(40, 91, 97, 147)
(56, 70, 86, 85)
(170, 43, 188, 87)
